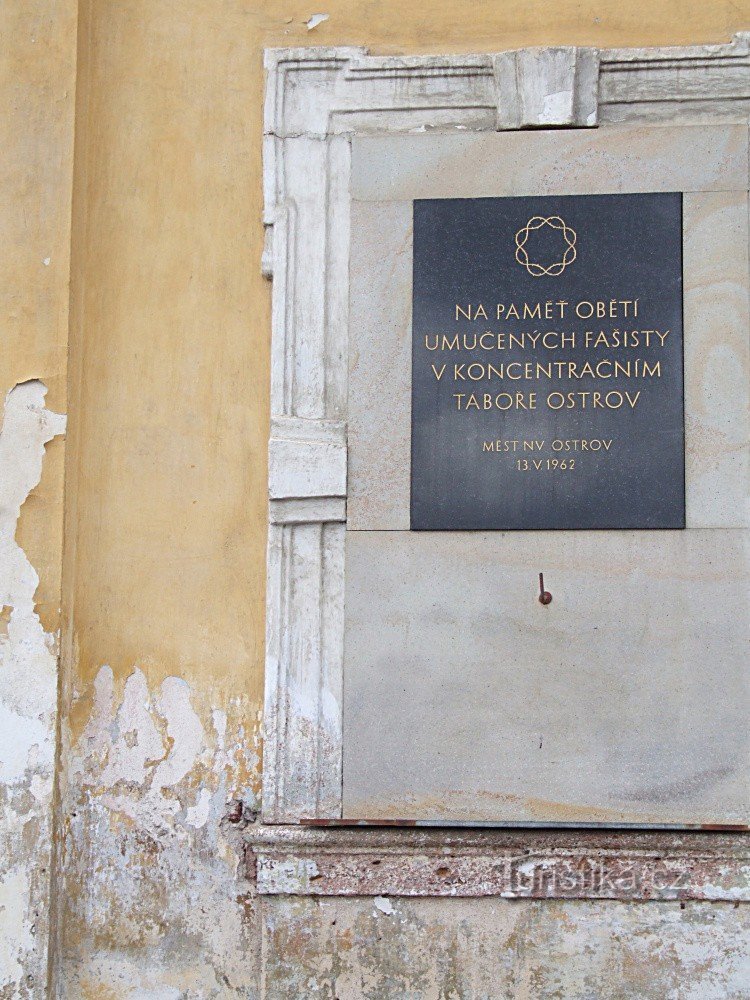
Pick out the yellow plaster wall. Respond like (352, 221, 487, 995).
(0, 4, 77, 992)
(1, 0, 77, 633)
(64, 0, 750, 726)
(51, 1, 750, 992)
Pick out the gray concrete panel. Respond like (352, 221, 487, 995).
(343, 529, 749, 824)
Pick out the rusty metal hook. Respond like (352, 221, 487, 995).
(538, 572, 552, 606)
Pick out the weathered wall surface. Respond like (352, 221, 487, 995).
(0, 1, 76, 995)
(0, 383, 66, 997)
(57, 1, 267, 992)
(12, 0, 743, 997)
(57, 666, 261, 996)
(262, 896, 750, 999)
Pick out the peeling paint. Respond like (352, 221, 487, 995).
(262, 896, 750, 999)
(306, 13, 329, 30)
(539, 89, 573, 123)
(0, 869, 35, 991)
(0, 381, 66, 997)
(59, 665, 262, 996)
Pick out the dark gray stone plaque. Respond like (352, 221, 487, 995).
(411, 193, 685, 530)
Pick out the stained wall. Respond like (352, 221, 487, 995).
(0, 0, 748, 997)
(0, 1, 76, 995)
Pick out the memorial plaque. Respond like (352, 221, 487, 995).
(343, 127, 749, 827)
(411, 193, 685, 530)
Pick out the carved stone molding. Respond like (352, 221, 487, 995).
(492, 46, 599, 128)
(269, 416, 346, 525)
(261, 34, 750, 823)
(244, 825, 750, 902)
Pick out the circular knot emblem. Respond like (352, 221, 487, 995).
(515, 216, 577, 277)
